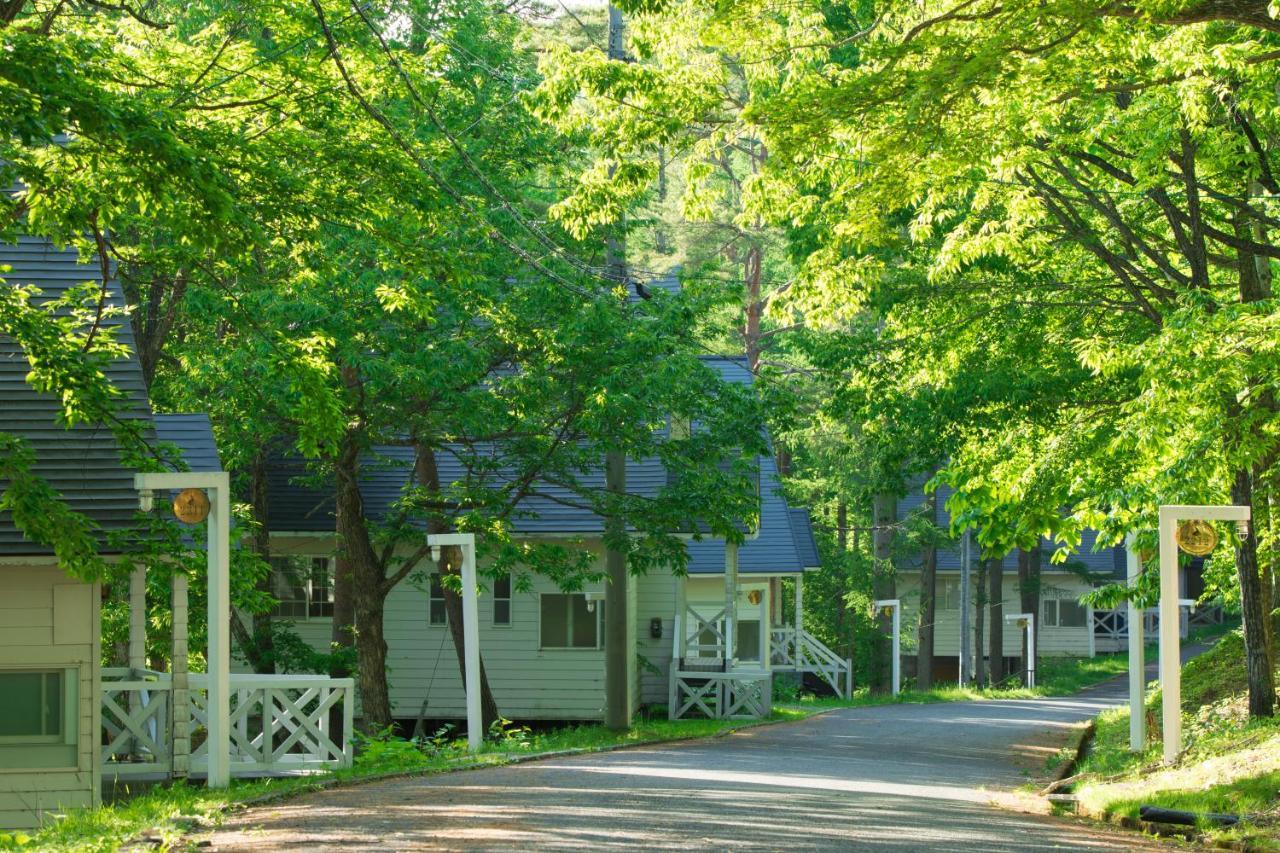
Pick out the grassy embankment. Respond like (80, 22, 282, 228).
(3, 649, 1143, 851)
(1068, 626, 1280, 849)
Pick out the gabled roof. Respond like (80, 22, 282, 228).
(265, 355, 816, 575)
(0, 235, 152, 555)
(789, 508, 821, 570)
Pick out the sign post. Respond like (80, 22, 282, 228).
(875, 599, 901, 695)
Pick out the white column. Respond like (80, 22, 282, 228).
(206, 475, 231, 788)
(890, 603, 900, 695)
(724, 541, 738, 668)
(460, 539, 482, 752)
(128, 565, 147, 670)
(794, 572, 803, 637)
(1126, 533, 1145, 752)
(1026, 616, 1036, 688)
(759, 585, 770, 668)
(1157, 508, 1180, 764)
(171, 572, 190, 777)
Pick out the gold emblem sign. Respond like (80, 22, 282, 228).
(173, 488, 211, 524)
(1175, 519, 1218, 557)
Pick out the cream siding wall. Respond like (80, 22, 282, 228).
(268, 536, 614, 721)
(635, 573, 678, 705)
(897, 570, 1095, 659)
(0, 563, 100, 829)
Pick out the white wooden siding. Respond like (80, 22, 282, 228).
(896, 571, 1095, 658)
(0, 563, 100, 829)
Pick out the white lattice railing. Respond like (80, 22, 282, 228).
(190, 674, 354, 773)
(669, 669, 771, 720)
(101, 671, 354, 779)
(1093, 604, 1219, 651)
(771, 628, 853, 698)
(102, 668, 172, 777)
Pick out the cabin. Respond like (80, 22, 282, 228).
(0, 235, 148, 827)
(257, 358, 848, 724)
(0, 235, 354, 828)
(894, 479, 1221, 683)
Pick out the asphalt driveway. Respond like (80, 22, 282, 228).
(208, 677, 1171, 851)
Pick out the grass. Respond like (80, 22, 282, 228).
(1, 707, 811, 852)
(1068, 626, 1280, 848)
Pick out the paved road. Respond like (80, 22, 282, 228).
(208, 676, 1175, 851)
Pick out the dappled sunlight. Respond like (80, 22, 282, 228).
(210, 689, 1163, 851)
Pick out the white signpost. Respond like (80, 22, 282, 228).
(1004, 613, 1035, 688)
(427, 533, 482, 752)
(136, 471, 231, 788)
(1156, 505, 1250, 763)
(875, 599, 901, 695)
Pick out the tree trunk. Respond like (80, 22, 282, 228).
(916, 492, 937, 690)
(1233, 467, 1277, 717)
(1231, 206, 1278, 717)
(743, 243, 764, 373)
(414, 445, 501, 731)
(988, 556, 1004, 685)
(334, 434, 395, 730)
(331, 475, 356, 680)
(1017, 547, 1041, 687)
(836, 501, 848, 657)
(248, 452, 275, 673)
(872, 492, 896, 692)
(975, 557, 988, 686)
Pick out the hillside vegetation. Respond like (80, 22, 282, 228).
(1072, 631, 1280, 848)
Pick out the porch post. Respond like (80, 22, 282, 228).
(128, 565, 147, 670)
(759, 584, 770, 667)
(724, 541, 738, 669)
(794, 573, 804, 666)
(207, 474, 232, 788)
(674, 574, 687, 659)
(171, 572, 190, 777)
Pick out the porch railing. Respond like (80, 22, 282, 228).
(669, 669, 772, 720)
(102, 670, 354, 780)
(1092, 604, 1220, 652)
(771, 627, 853, 698)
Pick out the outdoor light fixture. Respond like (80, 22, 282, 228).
(1237, 519, 1251, 539)
(430, 544, 442, 562)
(138, 488, 155, 513)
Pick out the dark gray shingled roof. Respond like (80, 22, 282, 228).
(266, 356, 815, 575)
(897, 475, 1125, 580)
(0, 235, 152, 555)
(789, 508, 821, 570)
(153, 413, 222, 473)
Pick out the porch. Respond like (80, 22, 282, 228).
(668, 558, 851, 720)
(1093, 603, 1223, 653)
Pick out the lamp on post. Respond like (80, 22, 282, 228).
(1004, 613, 1035, 689)
(875, 599, 901, 695)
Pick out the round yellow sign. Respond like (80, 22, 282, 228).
(1175, 519, 1218, 557)
(173, 488, 211, 525)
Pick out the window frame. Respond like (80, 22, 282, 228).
(429, 572, 448, 626)
(0, 667, 77, 748)
(268, 556, 335, 621)
(492, 573, 512, 627)
(538, 592, 602, 650)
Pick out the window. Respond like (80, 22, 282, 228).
(0, 668, 76, 770)
(429, 573, 447, 626)
(269, 557, 334, 619)
(1043, 597, 1088, 628)
(938, 578, 962, 610)
(0, 671, 63, 739)
(540, 594, 600, 649)
(493, 574, 511, 626)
